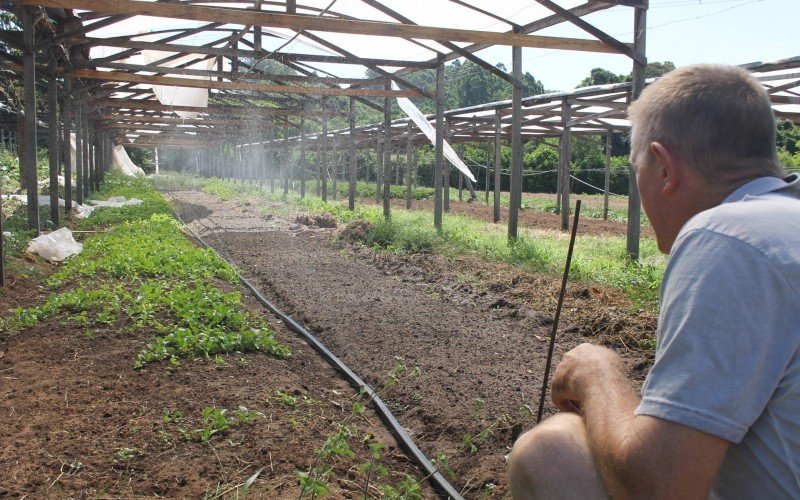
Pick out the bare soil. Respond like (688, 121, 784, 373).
(0, 191, 656, 498)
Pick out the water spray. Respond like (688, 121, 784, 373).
(536, 199, 581, 423)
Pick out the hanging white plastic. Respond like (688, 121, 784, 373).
(391, 81, 476, 183)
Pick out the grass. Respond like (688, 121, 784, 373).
(155, 173, 666, 311)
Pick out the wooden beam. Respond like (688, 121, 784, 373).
(80, 61, 370, 85)
(81, 37, 438, 69)
(71, 69, 425, 98)
(22, 0, 626, 53)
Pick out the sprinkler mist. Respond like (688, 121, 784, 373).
(536, 199, 581, 423)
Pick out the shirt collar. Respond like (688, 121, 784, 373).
(722, 173, 800, 204)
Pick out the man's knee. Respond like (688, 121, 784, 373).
(508, 413, 606, 499)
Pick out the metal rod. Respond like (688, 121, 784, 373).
(536, 199, 582, 423)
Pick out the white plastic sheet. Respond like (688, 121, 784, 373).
(26, 227, 83, 262)
(392, 82, 476, 183)
(112, 145, 146, 177)
(141, 46, 214, 119)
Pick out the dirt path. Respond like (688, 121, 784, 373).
(166, 190, 656, 498)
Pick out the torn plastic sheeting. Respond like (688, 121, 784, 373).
(88, 196, 142, 208)
(26, 227, 83, 262)
(392, 81, 476, 183)
(2, 194, 81, 208)
(141, 45, 214, 119)
(112, 145, 146, 177)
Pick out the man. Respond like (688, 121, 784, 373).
(508, 64, 800, 499)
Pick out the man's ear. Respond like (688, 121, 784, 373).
(649, 141, 680, 195)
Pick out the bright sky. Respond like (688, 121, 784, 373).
(479, 0, 799, 91)
(91, 0, 799, 92)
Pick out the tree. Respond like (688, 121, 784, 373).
(576, 61, 676, 88)
(577, 68, 625, 88)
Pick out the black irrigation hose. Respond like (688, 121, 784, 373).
(171, 205, 464, 500)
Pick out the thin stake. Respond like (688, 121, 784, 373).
(536, 199, 581, 423)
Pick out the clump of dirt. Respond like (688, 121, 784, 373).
(295, 212, 337, 228)
(338, 219, 372, 244)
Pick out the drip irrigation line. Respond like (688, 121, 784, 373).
(170, 204, 463, 500)
(536, 199, 581, 424)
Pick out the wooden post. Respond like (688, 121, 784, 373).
(48, 54, 60, 227)
(395, 141, 401, 185)
(283, 134, 290, 196)
(485, 142, 490, 203)
(154, 147, 159, 176)
(348, 97, 357, 211)
(82, 108, 90, 196)
(443, 122, 450, 212)
(300, 117, 306, 199)
(559, 99, 572, 232)
(322, 114, 328, 202)
(434, 57, 444, 231)
(62, 77, 72, 216)
(75, 105, 83, 204)
(383, 79, 391, 219)
(0, 173, 4, 286)
(406, 122, 413, 210)
(331, 136, 337, 200)
(604, 131, 612, 220)
(627, 6, 647, 260)
(22, 7, 39, 234)
(508, 41, 523, 239)
(375, 129, 382, 204)
(494, 111, 502, 223)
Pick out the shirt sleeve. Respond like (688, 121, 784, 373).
(635, 228, 796, 443)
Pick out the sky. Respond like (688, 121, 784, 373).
(475, 0, 799, 90)
(90, 0, 799, 92)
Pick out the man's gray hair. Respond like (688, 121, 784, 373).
(628, 64, 784, 185)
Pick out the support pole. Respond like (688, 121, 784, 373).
(406, 122, 413, 210)
(282, 135, 290, 196)
(75, 104, 83, 204)
(154, 147, 159, 176)
(383, 79, 391, 220)
(22, 7, 39, 234)
(627, 6, 647, 260)
(494, 111, 502, 223)
(48, 54, 60, 227)
(434, 58, 444, 231)
(375, 129, 382, 204)
(331, 137, 337, 200)
(82, 108, 90, 196)
(300, 117, 306, 199)
(348, 98, 357, 211)
(604, 131, 612, 220)
(508, 41, 523, 239)
(485, 142, 490, 203)
(443, 122, 450, 212)
(322, 114, 328, 202)
(559, 100, 572, 232)
(62, 77, 72, 216)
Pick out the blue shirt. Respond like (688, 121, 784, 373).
(635, 174, 800, 499)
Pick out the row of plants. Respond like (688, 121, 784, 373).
(156, 173, 665, 311)
(1, 174, 290, 369)
(1, 173, 442, 497)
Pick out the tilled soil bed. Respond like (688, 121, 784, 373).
(164, 190, 656, 498)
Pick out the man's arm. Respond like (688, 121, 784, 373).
(552, 343, 730, 499)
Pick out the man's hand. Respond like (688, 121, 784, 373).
(549, 343, 730, 499)
(551, 343, 628, 413)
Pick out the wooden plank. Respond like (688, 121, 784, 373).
(21, 0, 626, 53)
(81, 37, 437, 69)
(71, 69, 425, 98)
(535, 0, 645, 64)
(81, 61, 371, 85)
